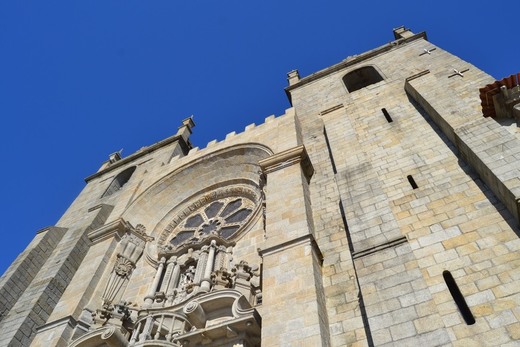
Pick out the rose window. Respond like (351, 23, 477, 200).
(169, 198, 254, 247)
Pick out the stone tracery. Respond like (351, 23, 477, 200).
(157, 185, 260, 246)
(142, 184, 262, 309)
(169, 196, 254, 247)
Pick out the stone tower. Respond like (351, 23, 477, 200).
(1, 26, 519, 346)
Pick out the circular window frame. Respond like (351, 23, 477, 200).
(156, 184, 261, 250)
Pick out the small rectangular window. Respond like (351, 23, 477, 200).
(382, 108, 393, 123)
(407, 175, 418, 189)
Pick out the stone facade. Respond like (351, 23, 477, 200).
(1, 26, 519, 346)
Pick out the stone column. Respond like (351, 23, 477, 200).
(200, 240, 217, 292)
(194, 249, 207, 287)
(139, 316, 154, 341)
(165, 259, 181, 305)
(233, 261, 254, 298)
(214, 245, 226, 271)
(160, 259, 176, 293)
(258, 146, 330, 346)
(144, 257, 166, 307)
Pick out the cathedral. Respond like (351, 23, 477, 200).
(1, 26, 519, 346)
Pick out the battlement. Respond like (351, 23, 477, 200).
(183, 108, 293, 157)
(86, 108, 296, 182)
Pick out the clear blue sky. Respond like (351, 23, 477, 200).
(0, 1, 518, 275)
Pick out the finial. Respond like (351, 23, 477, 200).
(287, 70, 300, 86)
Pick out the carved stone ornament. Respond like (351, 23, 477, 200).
(114, 256, 133, 277)
(92, 301, 131, 326)
(100, 325, 116, 339)
(131, 223, 154, 243)
(135, 223, 146, 235)
(158, 243, 175, 254)
(233, 260, 259, 281)
(99, 229, 150, 312)
(68, 324, 129, 347)
(211, 269, 234, 289)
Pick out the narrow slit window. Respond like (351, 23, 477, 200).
(382, 108, 393, 123)
(407, 175, 418, 189)
(443, 270, 476, 325)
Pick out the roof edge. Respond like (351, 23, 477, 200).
(84, 133, 187, 182)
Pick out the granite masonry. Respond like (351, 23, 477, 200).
(1, 26, 519, 347)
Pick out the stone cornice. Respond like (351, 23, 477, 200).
(69, 326, 128, 347)
(258, 145, 314, 180)
(87, 218, 154, 245)
(87, 218, 131, 244)
(405, 69, 431, 82)
(36, 226, 68, 235)
(158, 234, 236, 259)
(352, 236, 408, 259)
(320, 104, 344, 116)
(257, 234, 323, 264)
(35, 315, 77, 333)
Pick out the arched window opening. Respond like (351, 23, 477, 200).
(343, 66, 384, 93)
(102, 166, 136, 198)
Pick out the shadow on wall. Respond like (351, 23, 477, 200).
(408, 95, 520, 238)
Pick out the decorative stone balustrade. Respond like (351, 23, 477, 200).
(129, 312, 190, 347)
(130, 290, 261, 347)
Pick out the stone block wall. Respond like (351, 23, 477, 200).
(0, 226, 67, 325)
(287, 30, 520, 346)
(0, 204, 112, 346)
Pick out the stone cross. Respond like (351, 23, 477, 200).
(419, 47, 436, 56)
(448, 68, 469, 78)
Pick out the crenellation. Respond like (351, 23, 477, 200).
(244, 123, 256, 131)
(206, 139, 217, 147)
(187, 146, 199, 155)
(264, 114, 275, 123)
